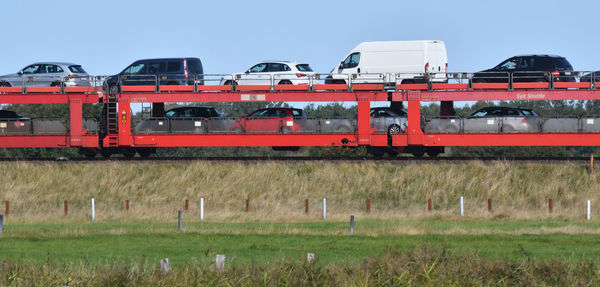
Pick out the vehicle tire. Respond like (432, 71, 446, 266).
(387, 124, 402, 135)
(0, 82, 10, 87)
(223, 80, 235, 85)
(50, 82, 61, 87)
(109, 85, 119, 95)
(332, 80, 347, 85)
(282, 127, 292, 134)
(278, 80, 293, 85)
(232, 127, 243, 134)
(401, 79, 415, 84)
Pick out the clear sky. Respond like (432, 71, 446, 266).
(1, 0, 599, 77)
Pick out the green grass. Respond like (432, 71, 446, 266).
(3, 219, 600, 267)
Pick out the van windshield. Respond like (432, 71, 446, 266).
(342, 53, 360, 69)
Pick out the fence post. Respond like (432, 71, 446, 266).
(4, 201, 8, 217)
(305, 199, 309, 214)
(488, 198, 492, 212)
(587, 200, 591, 220)
(185, 199, 189, 211)
(200, 198, 204, 221)
(245, 199, 249, 212)
(549, 199, 553, 214)
(366, 199, 370, 213)
(178, 210, 182, 231)
(306, 253, 315, 263)
(460, 196, 464, 217)
(64, 200, 68, 216)
(216, 255, 226, 272)
(125, 199, 129, 212)
(322, 198, 327, 220)
(350, 215, 354, 235)
(91, 198, 95, 221)
(427, 198, 432, 212)
(160, 258, 170, 273)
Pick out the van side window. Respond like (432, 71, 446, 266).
(167, 62, 181, 73)
(148, 63, 166, 74)
(124, 63, 147, 75)
(342, 52, 360, 69)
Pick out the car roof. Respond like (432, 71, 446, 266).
(168, 106, 214, 110)
(134, 57, 199, 62)
(512, 55, 565, 58)
(257, 61, 307, 65)
(30, 62, 80, 66)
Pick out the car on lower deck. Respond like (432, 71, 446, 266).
(0, 62, 90, 87)
(134, 106, 225, 134)
(230, 108, 306, 133)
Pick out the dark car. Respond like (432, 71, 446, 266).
(0, 110, 26, 119)
(134, 106, 224, 134)
(472, 55, 574, 83)
(104, 58, 204, 94)
(580, 71, 600, 82)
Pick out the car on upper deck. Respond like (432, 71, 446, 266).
(472, 55, 574, 84)
(104, 58, 204, 94)
(0, 62, 90, 87)
(220, 61, 314, 86)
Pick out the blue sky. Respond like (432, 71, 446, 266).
(1, 0, 598, 77)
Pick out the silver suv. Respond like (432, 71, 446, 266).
(0, 62, 91, 87)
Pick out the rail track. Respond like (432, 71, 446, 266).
(0, 156, 593, 164)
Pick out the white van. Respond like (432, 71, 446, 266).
(326, 40, 448, 85)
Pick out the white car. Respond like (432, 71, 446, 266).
(220, 61, 315, 86)
(0, 62, 91, 87)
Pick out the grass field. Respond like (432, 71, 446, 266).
(0, 160, 599, 285)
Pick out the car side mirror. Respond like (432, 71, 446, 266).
(245, 70, 250, 74)
(339, 62, 344, 69)
(18, 70, 23, 75)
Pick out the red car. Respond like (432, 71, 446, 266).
(230, 108, 306, 133)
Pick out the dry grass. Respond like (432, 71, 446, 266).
(0, 161, 597, 223)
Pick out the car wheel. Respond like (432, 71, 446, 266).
(0, 82, 10, 87)
(278, 80, 293, 85)
(282, 127, 293, 134)
(224, 80, 236, 85)
(387, 124, 402, 135)
(232, 127, 243, 134)
(50, 82, 61, 87)
(109, 85, 119, 95)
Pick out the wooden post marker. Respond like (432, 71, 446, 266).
(4, 201, 8, 217)
(184, 199, 189, 211)
(549, 199, 554, 214)
(64, 200, 68, 216)
(591, 154, 594, 175)
(160, 258, 170, 273)
(245, 199, 249, 212)
(306, 253, 315, 263)
(366, 199, 370, 213)
(427, 198, 432, 212)
(125, 199, 129, 212)
(488, 198, 492, 212)
(305, 199, 309, 214)
(216, 255, 226, 272)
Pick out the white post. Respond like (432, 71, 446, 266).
(91, 198, 95, 221)
(216, 254, 226, 272)
(200, 198, 204, 221)
(587, 200, 591, 221)
(306, 253, 315, 263)
(460, 196, 464, 217)
(322, 198, 327, 220)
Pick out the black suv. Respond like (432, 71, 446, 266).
(472, 55, 574, 83)
(104, 58, 204, 94)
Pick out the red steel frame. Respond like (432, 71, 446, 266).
(0, 90, 99, 148)
(2, 86, 600, 149)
